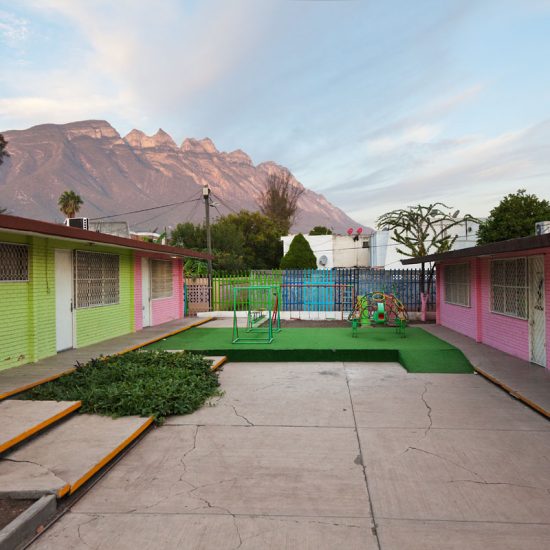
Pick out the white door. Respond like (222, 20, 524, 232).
(529, 256, 546, 367)
(142, 257, 151, 327)
(55, 249, 74, 351)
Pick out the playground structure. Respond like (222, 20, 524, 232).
(348, 291, 409, 337)
(232, 285, 281, 344)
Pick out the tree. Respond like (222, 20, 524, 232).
(258, 170, 304, 234)
(58, 190, 83, 219)
(280, 233, 317, 269)
(477, 189, 550, 244)
(0, 134, 9, 166)
(309, 226, 332, 235)
(171, 210, 284, 271)
(376, 203, 478, 302)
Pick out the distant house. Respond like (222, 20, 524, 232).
(281, 234, 370, 269)
(0, 214, 210, 371)
(402, 232, 549, 368)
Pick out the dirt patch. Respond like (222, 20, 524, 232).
(280, 320, 349, 328)
(0, 498, 35, 530)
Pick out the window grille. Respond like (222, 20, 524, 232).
(74, 251, 119, 308)
(444, 263, 470, 306)
(151, 260, 173, 299)
(0, 242, 29, 282)
(491, 258, 527, 319)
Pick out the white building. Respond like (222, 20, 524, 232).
(370, 219, 482, 269)
(281, 234, 370, 269)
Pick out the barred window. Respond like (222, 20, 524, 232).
(0, 242, 29, 282)
(444, 263, 471, 306)
(74, 251, 119, 308)
(151, 260, 173, 299)
(491, 258, 527, 319)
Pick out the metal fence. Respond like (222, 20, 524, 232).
(185, 268, 435, 315)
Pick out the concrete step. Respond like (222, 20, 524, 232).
(0, 400, 80, 454)
(0, 413, 152, 498)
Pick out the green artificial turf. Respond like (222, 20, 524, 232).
(144, 327, 473, 374)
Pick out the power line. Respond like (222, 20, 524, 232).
(89, 192, 203, 221)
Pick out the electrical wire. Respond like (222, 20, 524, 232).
(89, 191, 203, 220)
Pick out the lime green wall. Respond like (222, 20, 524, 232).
(0, 231, 134, 371)
(75, 247, 134, 347)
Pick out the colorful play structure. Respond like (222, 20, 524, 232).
(232, 285, 281, 344)
(348, 291, 409, 337)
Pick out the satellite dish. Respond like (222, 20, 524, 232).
(318, 255, 328, 267)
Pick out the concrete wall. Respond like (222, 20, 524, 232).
(438, 249, 550, 368)
(281, 234, 369, 268)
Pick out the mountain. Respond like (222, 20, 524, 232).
(0, 120, 365, 234)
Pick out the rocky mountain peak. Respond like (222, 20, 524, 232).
(124, 128, 177, 149)
(223, 149, 253, 166)
(181, 137, 219, 154)
(63, 120, 121, 141)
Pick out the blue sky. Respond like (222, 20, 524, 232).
(1, 0, 549, 228)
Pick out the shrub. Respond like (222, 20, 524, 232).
(20, 351, 221, 424)
(280, 233, 317, 269)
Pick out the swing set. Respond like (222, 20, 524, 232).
(232, 285, 281, 344)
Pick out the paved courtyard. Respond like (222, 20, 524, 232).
(33, 361, 550, 549)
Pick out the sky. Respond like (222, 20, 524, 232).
(1, 0, 549, 229)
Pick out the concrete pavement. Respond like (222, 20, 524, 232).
(32, 361, 550, 549)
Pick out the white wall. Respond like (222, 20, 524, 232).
(281, 234, 370, 268)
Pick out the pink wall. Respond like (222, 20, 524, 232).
(151, 260, 184, 326)
(438, 249, 550, 368)
(134, 254, 184, 330)
(439, 259, 478, 340)
(479, 258, 530, 361)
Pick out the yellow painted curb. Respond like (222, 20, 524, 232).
(0, 401, 82, 454)
(474, 367, 549, 419)
(57, 483, 71, 498)
(0, 368, 77, 402)
(210, 357, 227, 371)
(115, 317, 215, 355)
(69, 417, 154, 494)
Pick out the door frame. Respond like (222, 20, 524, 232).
(528, 255, 546, 367)
(55, 249, 75, 351)
(141, 257, 152, 327)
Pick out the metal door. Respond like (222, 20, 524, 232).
(529, 256, 546, 366)
(141, 257, 151, 327)
(55, 249, 74, 351)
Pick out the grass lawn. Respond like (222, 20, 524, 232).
(144, 327, 474, 374)
(19, 351, 222, 424)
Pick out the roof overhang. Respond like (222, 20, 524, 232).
(401, 233, 550, 265)
(0, 214, 213, 261)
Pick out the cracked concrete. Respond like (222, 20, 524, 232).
(31, 361, 550, 549)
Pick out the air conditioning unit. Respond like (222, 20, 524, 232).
(64, 217, 89, 230)
(535, 221, 550, 236)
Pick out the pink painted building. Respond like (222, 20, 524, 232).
(134, 252, 185, 330)
(403, 233, 550, 368)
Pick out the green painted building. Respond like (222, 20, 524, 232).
(0, 214, 209, 371)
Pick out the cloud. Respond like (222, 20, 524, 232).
(0, 10, 29, 47)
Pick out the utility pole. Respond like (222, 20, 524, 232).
(203, 185, 213, 310)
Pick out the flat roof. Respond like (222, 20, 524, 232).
(0, 214, 212, 260)
(401, 232, 550, 264)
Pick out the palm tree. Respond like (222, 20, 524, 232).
(58, 190, 83, 219)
